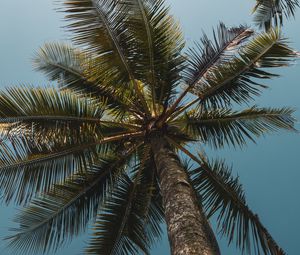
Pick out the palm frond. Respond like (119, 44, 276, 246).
(190, 156, 285, 254)
(62, 0, 151, 115)
(0, 136, 104, 204)
(191, 29, 297, 108)
(123, 0, 185, 109)
(85, 175, 148, 255)
(33, 43, 133, 114)
(172, 106, 296, 148)
(63, 0, 131, 80)
(0, 129, 143, 204)
(0, 86, 105, 128)
(121, 0, 159, 112)
(85, 146, 164, 255)
(0, 86, 138, 147)
(185, 23, 254, 88)
(6, 144, 140, 255)
(164, 23, 253, 121)
(33, 42, 99, 94)
(252, 0, 299, 30)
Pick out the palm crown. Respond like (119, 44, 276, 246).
(1, 0, 299, 254)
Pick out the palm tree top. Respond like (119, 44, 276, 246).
(0, 0, 298, 254)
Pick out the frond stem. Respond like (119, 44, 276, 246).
(131, 79, 152, 118)
(137, 0, 157, 116)
(168, 97, 201, 122)
(157, 86, 191, 126)
(0, 131, 144, 171)
(165, 136, 202, 165)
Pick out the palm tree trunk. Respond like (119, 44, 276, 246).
(151, 137, 220, 255)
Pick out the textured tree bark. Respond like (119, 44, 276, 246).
(151, 137, 220, 255)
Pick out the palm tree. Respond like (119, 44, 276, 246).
(0, 0, 298, 254)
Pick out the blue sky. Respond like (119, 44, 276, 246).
(0, 0, 299, 254)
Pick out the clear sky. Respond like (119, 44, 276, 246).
(0, 0, 299, 254)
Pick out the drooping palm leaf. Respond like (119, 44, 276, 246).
(85, 175, 149, 255)
(6, 143, 140, 255)
(252, 0, 299, 30)
(85, 145, 164, 255)
(190, 29, 297, 109)
(0, 135, 102, 204)
(190, 156, 285, 255)
(0, 122, 143, 205)
(171, 107, 296, 148)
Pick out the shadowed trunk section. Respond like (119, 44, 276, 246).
(151, 137, 220, 255)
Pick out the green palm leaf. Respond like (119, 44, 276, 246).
(121, 0, 159, 112)
(0, 86, 135, 149)
(166, 22, 253, 123)
(172, 107, 296, 148)
(0, 86, 105, 130)
(85, 175, 149, 255)
(33, 42, 137, 115)
(85, 147, 164, 255)
(191, 29, 297, 108)
(63, 0, 132, 81)
(0, 86, 129, 204)
(252, 0, 299, 30)
(190, 156, 285, 254)
(0, 120, 143, 204)
(0, 135, 106, 204)
(6, 145, 139, 255)
(185, 23, 254, 89)
(124, 0, 185, 109)
(63, 0, 151, 115)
